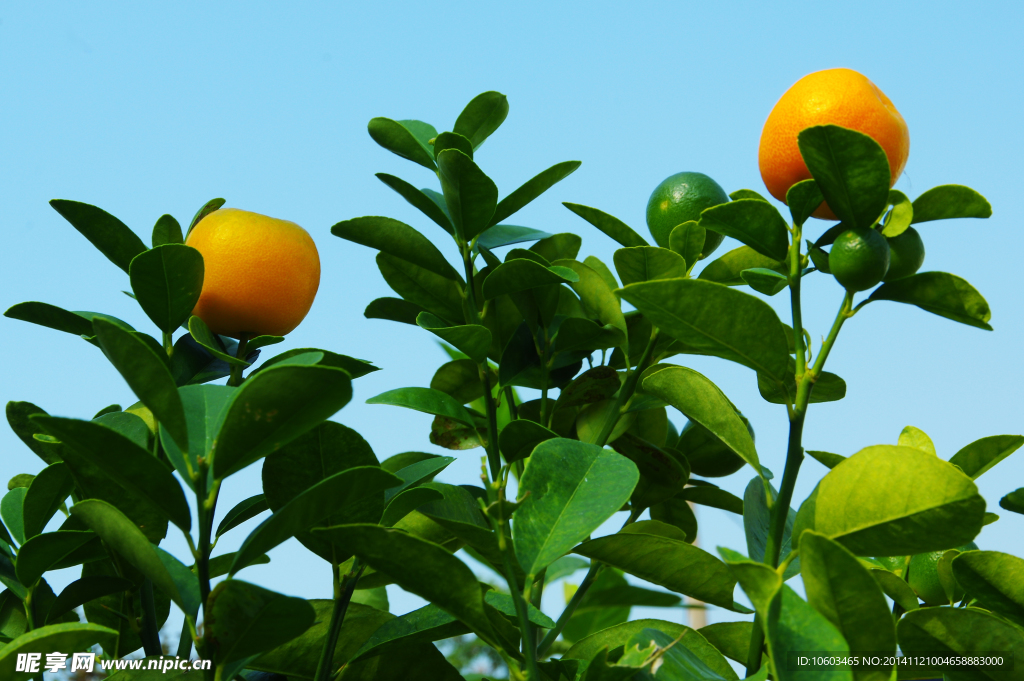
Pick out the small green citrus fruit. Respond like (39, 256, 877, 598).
(883, 226, 925, 281)
(828, 226, 890, 291)
(646, 172, 729, 258)
(908, 541, 979, 606)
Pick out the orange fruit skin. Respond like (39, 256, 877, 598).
(758, 68, 910, 220)
(186, 208, 320, 338)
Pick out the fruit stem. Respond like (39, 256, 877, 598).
(789, 222, 807, 379)
(227, 336, 249, 387)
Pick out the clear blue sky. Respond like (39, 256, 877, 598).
(3, 0, 1023, 651)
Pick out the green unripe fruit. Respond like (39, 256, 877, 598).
(676, 415, 754, 478)
(646, 172, 729, 258)
(908, 541, 979, 606)
(883, 226, 925, 281)
(829, 226, 891, 291)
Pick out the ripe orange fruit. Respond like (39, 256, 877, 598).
(186, 208, 320, 338)
(758, 68, 910, 220)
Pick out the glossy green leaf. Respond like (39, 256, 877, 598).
(206, 579, 315, 666)
(952, 551, 1024, 626)
(698, 245, 786, 286)
(868, 568, 919, 612)
(807, 450, 846, 469)
(619, 278, 790, 382)
(151, 214, 183, 247)
(375, 173, 454, 234)
(613, 246, 688, 286)
(698, 621, 756, 667)
(212, 364, 353, 479)
(453, 91, 508, 148)
(1000, 489, 1024, 515)
(367, 117, 436, 170)
(801, 532, 896, 681)
(35, 416, 191, 532)
(552, 317, 626, 354)
(743, 478, 799, 580)
(491, 160, 581, 226)
(679, 486, 743, 515)
(50, 199, 148, 274)
(575, 531, 738, 609)
(377, 252, 464, 324)
(498, 419, 558, 463)
(436, 149, 498, 241)
(216, 495, 269, 538)
(476, 224, 554, 251)
(897, 607, 1024, 681)
(699, 199, 790, 261)
(801, 445, 985, 555)
(231, 467, 399, 574)
(881, 189, 914, 237)
(47, 575, 134, 624)
(949, 435, 1024, 479)
(482, 258, 578, 300)
(766, 586, 853, 681)
(2, 488, 27, 547)
(160, 384, 234, 491)
(432, 131, 474, 159)
(364, 297, 424, 325)
(129, 245, 204, 333)
(555, 259, 628, 336)
(514, 439, 639, 578)
(563, 202, 648, 248)
(154, 546, 202, 617)
(787, 178, 825, 226)
(385, 457, 456, 502)
(254, 347, 377, 379)
(797, 125, 891, 230)
(92, 318, 189, 452)
(381, 487, 444, 527)
(6, 402, 67, 465)
(351, 603, 470, 662)
(0, 622, 119, 681)
(3, 302, 94, 338)
(69, 499, 187, 611)
(430, 359, 489, 404)
(669, 221, 707, 270)
(313, 524, 503, 648)
(21, 463, 74, 538)
(911, 185, 992, 224)
(187, 197, 226, 234)
(742, 268, 789, 296)
(758, 360, 847, 406)
(868, 271, 992, 330)
(643, 366, 760, 474)
(14, 531, 96, 585)
(416, 313, 491, 364)
(331, 216, 460, 281)
(367, 386, 476, 429)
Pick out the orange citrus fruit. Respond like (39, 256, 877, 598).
(758, 68, 910, 220)
(186, 208, 320, 338)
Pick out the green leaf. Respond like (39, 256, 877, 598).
(3, 302, 94, 338)
(642, 366, 760, 474)
(47, 575, 134, 624)
(430, 359, 488, 404)
(22, 463, 74, 538)
(698, 621, 756, 667)
(555, 259, 628, 336)
(743, 478, 799, 580)
(786, 179, 825, 226)
(151, 214, 183, 247)
(34, 416, 191, 532)
(552, 317, 626, 354)
(797, 125, 891, 230)
(69, 499, 188, 612)
(563, 202, 649, 248)
(911, 185, 992, 224)
(612, 247, 688, 286)
(729, 189, 769, 202)
(212, 365, 353, 479)
(15, 531, 97, 585)
(313, 525, 503, 649)
(475, 224, 555, 251)
(367, 117, 437, 170)
(869, 568, 919, 612)
(2, 488, 27, 547)
(1000, 489, 1024, 515)
(800, 532, 896, 681)
(432, 131, 474, 159)
(364, 297, 424, 325)
(92, 318, 189, 452)
(49, 200, 148, 275)
(154, 546, 202, 617)
(619, 279, 790, 382)
(575, 531, 738, 609)
(949, 435, 1024, 479)
(868, 271, 992, 330)
(351, 603, 470, 662)
(453, 91, 509, 148)
(129, 245, 205, 334)
(611, 436, 689, 509)
(698, 246, 786, 286)
(801, 445, 985, 555)
(206, 579, 315, 666)
(482, 258, 578, 299)
(491, 161, 582, 226)
(187, 197, 226, 235)
(158, 384, 233, 492)
(7, 402, 66, 465)
(897, 425, 936, 455)
(807, 450, 846, 469)
(758, 360, 847, 406)
(514, 439, 639, 578)
(880, 189, 914, 237)
(331, 217, 461, 281)
(669, 221, 707, 270)
(374, 173, 454, 234)
(436, 149, 498, 241)
(385, 457, 456, 502)
(232, 467, 398, 574)
(498, 419, 558, 463)
(952, 551, 1024, 627)
(367, 387, 476, 428)
(253, 348, 377, 379)
(381, 487, 445, 527)
(742, 268, 789, 296)
(897, 607, 1024, 681)
(554, 366, 621, 412)
(679, 486, 743, 515)
(377, 252, 464, 324)
(766, 586, 853, 681)
(415, 313, 491, 364)
(699, 199, 790, 261)
(0, 623, 119, 681)
(216, 495, 269, 538)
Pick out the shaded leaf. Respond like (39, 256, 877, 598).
(699, 199, 790, 261)
(364, 297, 424, 325)
(375, 173, 453, 234)
(868, 271, 992, 330)
(206, 579, 316, 666)
(216, 495, 269, 538)
(563, 202, 649, 248)
(491, 161, 581, 226)
(129, 245, 205, 333)
(0, 622, 119, 681)
(50, 200, 148, 274)
(331, 216, 460, 281)
(377, 252, 464, 324)
(22, 463, 74, 538)
(949, 435, 1024, 480)
(367, 117, 436, 171)
(453, 91, 509, 148)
